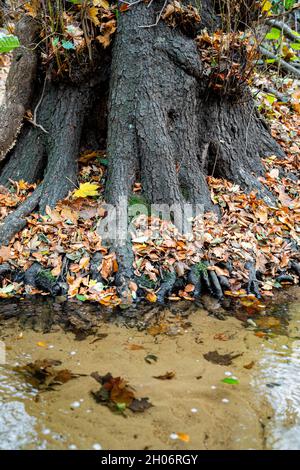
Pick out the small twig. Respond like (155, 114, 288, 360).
(139, 0, 168, 28)
(28, 74, 49, 134)
(118, 0, 145, 6)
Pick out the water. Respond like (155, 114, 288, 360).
(0, 290, 299, 449)
(253, 299, 300, 449)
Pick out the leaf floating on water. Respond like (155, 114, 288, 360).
(144, 354, 158, 364)
(243, 361, 255, 370)
(14, 359, 85, 389)
(203, 350, 242, 366)
(91, 372, 153, 414)
(125, 343, 145, 351)
(221, 377, 239, 385)
(129, 397, 153, 413)
(153, 371, 176, 380)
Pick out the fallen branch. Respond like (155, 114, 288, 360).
(265, 19, 300, 43)
(259, 46, 300, 78)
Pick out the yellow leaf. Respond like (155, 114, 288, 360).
(37, 341, 47, 348)
(96, 19, 117, 48)
(89, 6, 100, 26)
(24, 0, 40, 18)
(262, 0, 272, 12)
(93, 0, 110, 8)
(73, 182, 99, 199)
(146, 292, 157, 303)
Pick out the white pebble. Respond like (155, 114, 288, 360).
(191, 408, 198, 413)
(225, 371, 232, 376)
(222, 398, 229, 403)
(93, 443, 102, 450)
(42, 428, 51, 435)
(70, 401, 81, 409)
(169, 433, 178, 440)
(48, 345, 54, 349)
(211, 385, 217, 390)
(70, 351, 77, 356)
(69, 444, 77, 450)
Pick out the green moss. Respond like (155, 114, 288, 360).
(138, 274, 156, 289)
(194, 262, 208, 275)
(37, 269, 56, 283)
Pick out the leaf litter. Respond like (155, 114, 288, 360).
(90, 372, 153, 414)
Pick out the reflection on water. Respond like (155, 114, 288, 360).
(253, 301, 300, 450)
(0, 366, 39, 449)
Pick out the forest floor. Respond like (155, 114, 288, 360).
(0, 60, 299, 309)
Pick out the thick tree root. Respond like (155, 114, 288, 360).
(23, 262, 60, 296)
(0, 263, 12, 278)
(0, 82, 91, 245)
(208, 270, 224, 300)
(114, 240, 136, 303)
(90, 252, 104, 283)
(0, 186, 42, 245)
(157, 271, 177, 304)
(245, 261, 261, 298)
(291, 262, 300, 282)
(187, 265, 202, 299)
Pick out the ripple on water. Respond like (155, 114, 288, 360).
(253, 302, 300, 450)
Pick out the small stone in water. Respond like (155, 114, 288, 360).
(70, 351, 77, 356)
(42, 428, 51, 435)
(224, 371, 232, 376)
(222, 398, 229, 403)
(169, 433, 178, 440)
(69, 444, 77, 450)
(70, 401, 80, 409)
(211, 385, 217, 390)
(191, 408, 198, 413)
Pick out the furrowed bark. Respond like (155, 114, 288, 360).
(0, 16, 39, 161)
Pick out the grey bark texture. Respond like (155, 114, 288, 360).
(0, 16, 38, 161)
(106, 2, 283, 214)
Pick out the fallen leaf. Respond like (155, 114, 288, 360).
(203, 351, 242, 366)
(243, 361, 255, 369)
(153, 371, 176, 380)
(73, 182, 99, 199)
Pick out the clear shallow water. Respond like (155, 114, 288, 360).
(253, 300, 300, 450)
(0, 291, 300, 450)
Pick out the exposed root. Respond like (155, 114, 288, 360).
(0, 263, 12, 278)
(245, 261, 261, 298)
(23, 262, 61, 296)
(187, 264, 202, 299)
(208, 269, 223, 300)
(157, 270, 177, 304)
(0, 186, 42, 245)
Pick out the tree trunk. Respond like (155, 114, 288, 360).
(0, 1, 289, 300)
(106, 2, 283, 212)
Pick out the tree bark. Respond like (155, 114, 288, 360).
(0, 1, 291, 300)
(106, 2, 283, 213)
